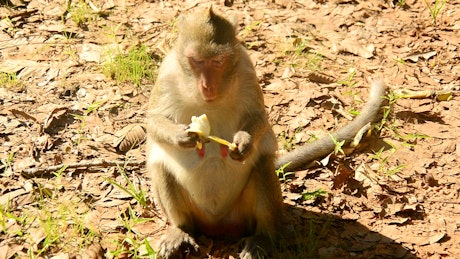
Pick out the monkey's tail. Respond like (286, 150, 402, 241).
(275, 79, 387, 171)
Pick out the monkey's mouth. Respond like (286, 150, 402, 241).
(200, 88, 218, 102)
(203, 96, 217, 102)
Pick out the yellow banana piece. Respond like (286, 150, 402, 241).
(187, 114, 237, 151)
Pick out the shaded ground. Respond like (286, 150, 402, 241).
(1, 0, 459, 258)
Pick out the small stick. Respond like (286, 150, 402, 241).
(21, 159, 145, 177)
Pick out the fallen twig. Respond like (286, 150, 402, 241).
(21, 159, 145, 177)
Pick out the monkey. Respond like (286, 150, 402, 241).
(145, 8, 386, 259)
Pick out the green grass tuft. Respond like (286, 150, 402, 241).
(103, 45, 157, 87)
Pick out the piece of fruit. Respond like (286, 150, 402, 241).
(186, 114, 237, 151)
(186, 114, 211, 138)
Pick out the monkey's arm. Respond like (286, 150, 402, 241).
(222, 48, 276, 160)
(145, 86, 198, 148)
(229, 82, 272, 161)
(276, 79, 386, 171)
(230, 110, 270, 160)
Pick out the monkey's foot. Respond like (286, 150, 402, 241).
(239, 235, 270, 259)
(158, 227, 199, 259)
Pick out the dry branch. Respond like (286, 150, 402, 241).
(21, 159, 145, 177)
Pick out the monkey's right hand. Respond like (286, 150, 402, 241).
(175, 125, 200, 148)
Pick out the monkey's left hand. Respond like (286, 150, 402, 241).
(229, 131, 252, 161)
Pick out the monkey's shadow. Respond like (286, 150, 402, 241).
(278, 205, 418, 259)
(203, 204, 418, 259)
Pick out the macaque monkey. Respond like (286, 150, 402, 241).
(146, 8, 386, 259)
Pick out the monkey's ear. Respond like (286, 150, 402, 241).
(208, 5, 214, 16)
(227, 14, 238, 29)
(176, 13, 187, 29)
(208, 5, 238, 30)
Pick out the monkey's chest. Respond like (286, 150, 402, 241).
(186, 158, 251, 214)
(150, 140, 254, 218)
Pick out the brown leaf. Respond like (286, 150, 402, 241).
(308, 72, 336, 84)
(402, 232, 446, 246)
(50, 253, 70, 259)
(404, 51, 437, 62)
(0, 244, 24, 259)
(332, 39, 374, 58)
(113, 124, 146, 152)
(10, 109, 37, 122)
(332, 163, 354, 189)
(0, 188, 28, 206)
(43, 107, 68, 133)
(82, 243, 104, 259)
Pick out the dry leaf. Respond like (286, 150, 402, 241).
(332, 39, 374, 58)
(79, 43, 103, 63)
(320, 153, 332, 166)
(436, 90, 453, 101)
(404, 51, 437, 62)
(0, 244, 24, 259)
(50, 253, 69, 259)
(332, 163, 354, 189)
(82, 243, 104, 259)
(395, 89, 453, 102)
(354, 164, 383, 193)
(308, 72, 336, 84)
(0, 245, 9, 259)
(113, 124, 146, 152)
(10, 109, 37, 122)
(37, 68, 59, 87)
(43, 107, 68, 132)
(394, 89, 433, 99)
(399, 232, 446, 246)
(0, 188, 28, 206)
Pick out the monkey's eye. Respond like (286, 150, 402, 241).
(189, 57, 205, 67)
(211, 56, 226, 67)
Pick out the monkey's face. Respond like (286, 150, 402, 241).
(184, 47, 235, 102)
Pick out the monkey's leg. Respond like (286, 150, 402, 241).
(240, 154, 283, 259)
(151, 164, 199, 259)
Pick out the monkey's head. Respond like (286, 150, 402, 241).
(175, 8, 240, 103)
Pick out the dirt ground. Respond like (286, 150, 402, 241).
(1, 0, 459, 258)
